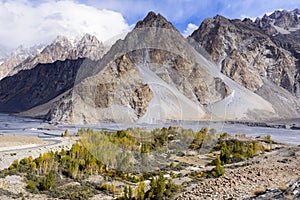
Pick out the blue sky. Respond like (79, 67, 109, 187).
(81, 0, 300, 32)
(0, 0, 299, 49)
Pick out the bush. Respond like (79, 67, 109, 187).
(40, 171, 55, 190)
(211, 156, 224, 177)
(26, 181, 36, 190)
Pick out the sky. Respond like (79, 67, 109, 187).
(0, 0, 299, 50)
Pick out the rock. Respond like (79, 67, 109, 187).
(0, 34, 106, 80)
(245, 178, 300, 200)
(0, 58, 89, 113)
(130, 84, 154, 117)
(190, 12, 297, 94)
(189, 9, 300, 119)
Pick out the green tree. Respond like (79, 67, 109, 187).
(267, 135, 272, 150)
(136, 181, 145, 200)
(246, 143, 254, 158)
(128, 186, 133, 199)
(212, 156, 225, 177)
(40, 171, 55, 190)
(220, 141, 231, 165)
(63, 129, 70, 137)
(146, 174, 166, 199)
(123, 186, 128, 199)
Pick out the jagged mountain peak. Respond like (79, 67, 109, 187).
(77, 33, 102, 47)
(255, 9, 300, 35)
(213, 14, 229, 22)
(0, 33, 107, 80)
(135, 11, 176, 30)
(52, 35, 72, 47)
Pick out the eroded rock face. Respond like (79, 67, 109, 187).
(190, 13, 298, 94)
(129, 48, 231, 105)
(68, 53, 154, 124)
(130, 84, 153, 117)
(46, 91, 73, 123)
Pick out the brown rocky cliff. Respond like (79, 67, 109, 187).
(190, 12, 298, 94)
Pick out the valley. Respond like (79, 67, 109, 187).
(0, 3, 299, 200)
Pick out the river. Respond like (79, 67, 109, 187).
(0, 114, 299, 145)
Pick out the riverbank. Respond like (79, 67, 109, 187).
(0, 135, 75, 170)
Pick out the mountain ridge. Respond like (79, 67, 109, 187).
(0, 10, 299, 123)
(0, 33, 108, 80)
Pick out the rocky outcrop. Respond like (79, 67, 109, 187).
(50, 12, 279, 123)
(130, 84, 153, 117)
(255, 9, 300, 35)
(46, 90, 73, 123)
(190, 14, 297, 94)
(245, 178, 300, 200)
(46, 12, 233, 123)
(135, 11, 177, 30)
(255, 9, 300, 98)
(0, 34, 106, 80)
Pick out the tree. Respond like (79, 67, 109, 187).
(220, 141, 231, 165)
(155, 174, 166, 199)
(141, 143, 149, 168)
(267, 134, 272, 150)
(146, 174, 166, 199)
(135, 182, 145, 200)
(116, 151, 131, 171)
(211, 156, 225, 177)
(30, 162, 37, 171)
(63, 129, 70, 137)
(40, 171, 55, 190)
(128, 186, 133, 199)
(123, 186, 128, 199)
(246, 143, 254, 158)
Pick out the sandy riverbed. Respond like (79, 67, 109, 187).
(0, 135, 75, 170)
(0, 135, 47, 151)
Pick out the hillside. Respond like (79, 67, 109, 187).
(0, 10, 299, 123)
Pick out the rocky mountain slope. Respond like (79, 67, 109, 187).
(0, 58, 95, 113)
(189, 9, 300, 118)
(0, 34, 106, 80)
(0, 10, 299, 124)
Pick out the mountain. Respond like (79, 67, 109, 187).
(0, 10, 299, 124)
(0, 44, 44, 80)
(0, 58, 94, 113)
(0, 11, 280, 124)
(0, 45, 11, 63)
(189, 9, 300, 118)
(0, 34, 106, 80)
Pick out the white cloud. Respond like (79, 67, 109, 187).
(240, 14, 256, 21)
(0, 0, 130, 49)
(183, 23, 198, 38)
(87, 0, 300, 32)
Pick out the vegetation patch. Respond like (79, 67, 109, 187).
(0, 127, 274, 199)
